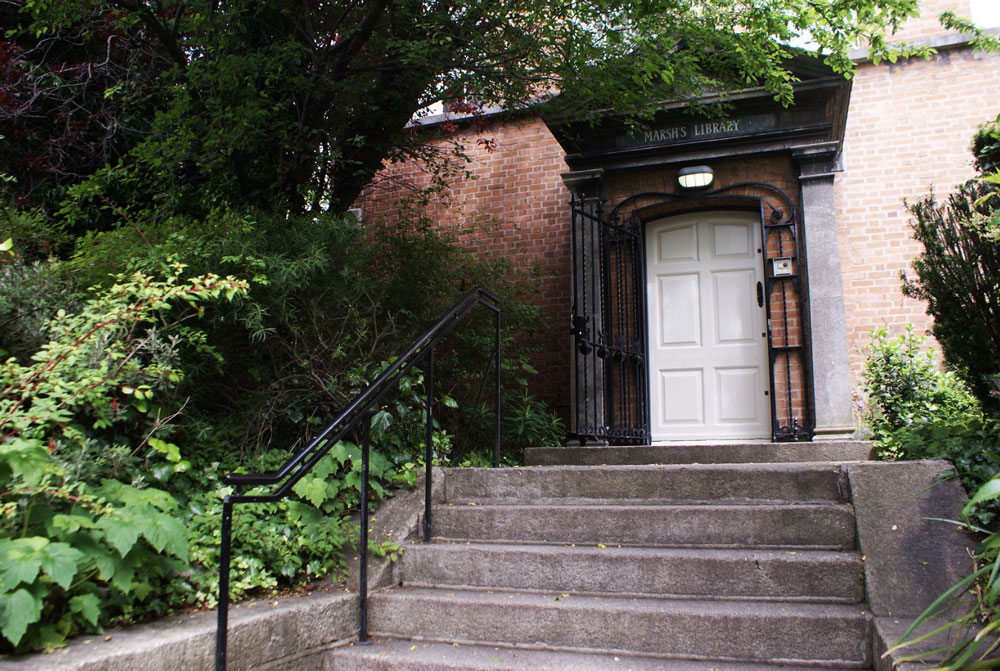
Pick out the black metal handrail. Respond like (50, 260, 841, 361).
(215, 286, 501, 671)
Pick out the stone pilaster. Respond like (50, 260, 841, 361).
(794, 144, 855, 440)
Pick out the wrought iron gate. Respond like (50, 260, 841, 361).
(569, 193, 650, 445)
(607, 183, 811, 442)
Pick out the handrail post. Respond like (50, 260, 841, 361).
(494, 310, 501, 468)
(423, 349, 434, 543)
(359, 412, 370, 643)
(216, 498, 233, 671)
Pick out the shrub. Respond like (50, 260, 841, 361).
(902, 179, 1000, 414)
(972, 112, 1000, 174)
(862, 326, 979, 453)
(70, 208, 555, 467)
(0, 266, 247, 652)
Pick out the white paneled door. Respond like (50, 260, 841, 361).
(646, 211, 771, 442)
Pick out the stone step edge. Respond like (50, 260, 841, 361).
(523, 442, 873, 466)
(393, 581, 863, 605)
(433, 502, 856, 510)
(327, 638, 872, 671)
(356, 631, 871, 671)
(423, 537, 855, 551)
(404, 541, 864, 571)
(367, 588, 872, 667)
(398, 542, 864, 603)
(370, 585, 872, 617)
(443, 496, 846, 506)
(359, 631, 873, 670)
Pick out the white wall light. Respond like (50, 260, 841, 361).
(677, 165, 715, 189)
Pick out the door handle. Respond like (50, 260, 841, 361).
(756, 281, 764, 308)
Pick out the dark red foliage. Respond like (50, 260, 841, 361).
(0, 3, 168, 208)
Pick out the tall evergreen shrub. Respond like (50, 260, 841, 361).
(902, 126, 1000, 413)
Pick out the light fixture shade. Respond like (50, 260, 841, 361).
(677, 165, 715, 189)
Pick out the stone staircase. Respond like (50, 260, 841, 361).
(325, 442, 892, 670)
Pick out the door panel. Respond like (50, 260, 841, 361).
(647, 212, 771, 442)
(659, 369, 704, 425)
(716, 367, 761, 423)
(713, 270, 757, 343)
(712, 223, 752, 257)
(658, 274, 701, 346)
(657, 223, 699, 262)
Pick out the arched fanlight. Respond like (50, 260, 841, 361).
(677, 165, 715, 189)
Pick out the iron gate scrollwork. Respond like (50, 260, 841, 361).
(570, 193, 650, 445)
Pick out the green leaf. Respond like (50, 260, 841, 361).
(94, 551, 135, 593)
(98, 480, 178, 512)
(50, 514, 97, 535)
(0, 439, 51, 488)
(69, 593, 101, 626)
(965, 478, 1000, 516)
(137, 510, 189, 558)
(441, 395, 459, 409)
(96, 514, 140, 557)
(370, 410, 392, 437)
(293, 476, 329, 507)
(0, 588, 43, 646)
(131, 582, 152, 601)
(39, 542, 83, 590)
(148, 438, 181, 462)
(0, 537, 47, 589)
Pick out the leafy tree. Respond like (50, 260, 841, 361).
(2, 0, 929, 221)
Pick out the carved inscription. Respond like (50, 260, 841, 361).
(618, 114, 775, 149)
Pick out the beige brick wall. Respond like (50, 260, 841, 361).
(888, 0, 972, 42)
(834, 44, 1000, 388)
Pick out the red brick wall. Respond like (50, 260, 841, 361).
(833, 44, 1000, 391)
(356, 117, 574, 415)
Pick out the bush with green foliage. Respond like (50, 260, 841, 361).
(972, 112, 1000, 174)
(0, 259, 441, 651)
(0, 265, 247, 652)
(63, 207, 554, 469)
(862, 326, 979, 448)
(0, 206, 564, 652)
(902, 119, 1000, 414)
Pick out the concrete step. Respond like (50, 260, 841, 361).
(365, 587, 873, 666)
(430, 502, 857, 549)
(442, 463, 849, 505)
(524, 442, 872, 466)
(326, 639, 872, 670)
(397, 542, 865, 602)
